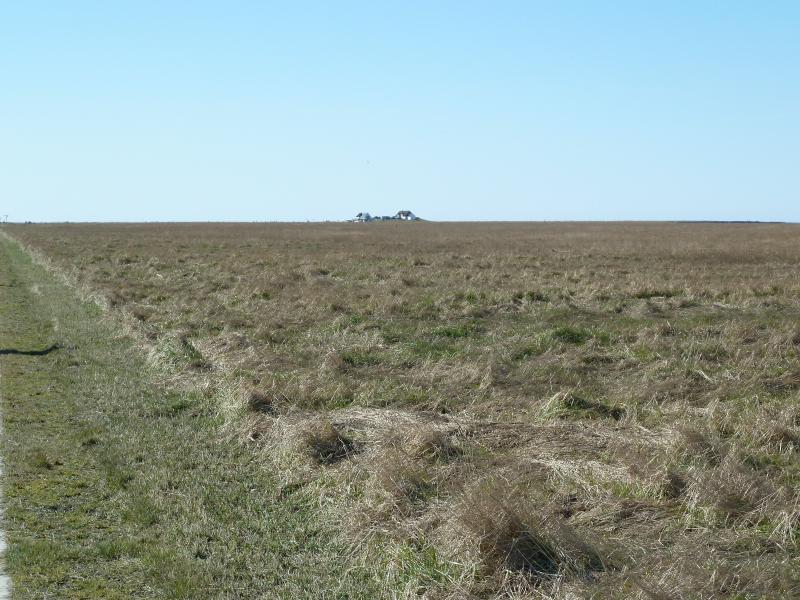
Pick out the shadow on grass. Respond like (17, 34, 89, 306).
(0, 344, 61, 356)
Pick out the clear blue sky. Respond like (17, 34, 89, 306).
(1, 2, 798, 222)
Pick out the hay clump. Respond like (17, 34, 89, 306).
(457, 482, 607, 581)
(389, 425, 462, 462)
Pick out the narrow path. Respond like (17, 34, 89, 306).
(0, 393, 10, 599)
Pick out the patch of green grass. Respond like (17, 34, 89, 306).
(124, 495, 160, 527)
(550, 325, 611, 346)
(155, 334, 213, 370)
(387, 539, 458, 593)
(741, 451, 794, 472)
(396, 295, 438, 319)
(340, 349, 381, 367)
(542, 393, 625, 421)
(348, 313, 366, 326)
(432, 323, 480, 339)
(163, 396, 195, 415)
(608, 480, 656, 500)
(95, 539, 137, 561)
(404, 338, 458, 360)
(381, 325, 409, 344)
(511, 336, 552, 360)
(551, 326, 593, 344)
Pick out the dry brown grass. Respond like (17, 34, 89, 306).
(458, 481, 609, 580)
(299, 420, 359, 465)
(7, 221, 800, 598)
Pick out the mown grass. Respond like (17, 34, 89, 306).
(6, 221, 800, 598)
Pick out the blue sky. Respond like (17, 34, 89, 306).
(1, 2, 798, 222)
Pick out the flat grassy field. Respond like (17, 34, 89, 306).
(5, 222, 800, 598)
(0, 236, 379, 599)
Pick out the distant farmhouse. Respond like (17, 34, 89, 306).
(351, 210, 421, 223)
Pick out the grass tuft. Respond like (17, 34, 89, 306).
(542, 391, 625, 421)
(551, 326, 593, 344)
(300, 421, 359, 465)
(391, 426, 461, 461)
(459, 485, 607, 580)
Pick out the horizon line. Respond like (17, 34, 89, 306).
(3, 219, 797, 225)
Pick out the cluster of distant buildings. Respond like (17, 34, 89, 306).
(350, 210, 420, 222)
